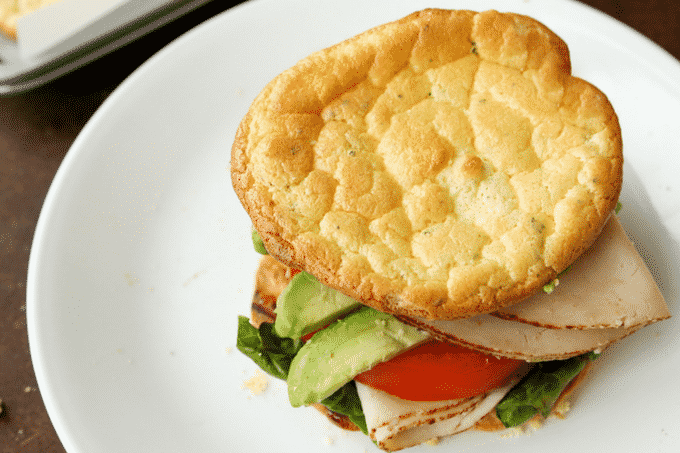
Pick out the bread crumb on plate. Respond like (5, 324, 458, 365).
(242, 369, 269, 396)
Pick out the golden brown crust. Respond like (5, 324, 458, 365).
(249, 255, 290, 326)
(232, 9, 623, 320)
(311, 403, 361, 431)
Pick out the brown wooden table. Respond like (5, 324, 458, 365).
(1, 1, 678, 451)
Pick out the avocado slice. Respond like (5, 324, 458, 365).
(274, 271, 361, 339)
(287, 306, 430, 407)
(251, 228, 268, 255)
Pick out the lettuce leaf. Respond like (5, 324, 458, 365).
(321, 381, 368, 434)
(236, 316, 303, 380)
(495, 352, 598, 427)
(236, 316, 368, 433)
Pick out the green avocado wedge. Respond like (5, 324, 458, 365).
(286, 306, 430, 407)
(274, 271, 361, 340)
(251, 228, 268, 255)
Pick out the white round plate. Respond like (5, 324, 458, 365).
(27, 0, 680, 452)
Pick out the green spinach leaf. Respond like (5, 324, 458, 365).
(496, 352, 598, 428)
(236, 316, 303, 380)
(236, 316, 368, 433)
(321, 381, 368, 434)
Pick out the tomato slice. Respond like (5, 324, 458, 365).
(354, 339, 524, 401)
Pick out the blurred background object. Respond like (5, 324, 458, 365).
(0, 0, 237, 94)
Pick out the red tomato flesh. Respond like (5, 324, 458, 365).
(354, 339, 524, 401)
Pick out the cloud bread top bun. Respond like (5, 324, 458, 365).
(231, 9, 623, 320)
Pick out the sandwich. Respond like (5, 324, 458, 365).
(230, 9, 670, 451)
